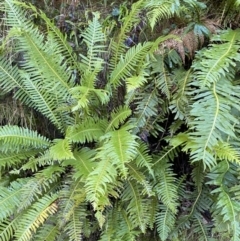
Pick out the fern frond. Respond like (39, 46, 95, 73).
(80, 12, 106, 75)
(110, 0, 145, 70)
(156, 205, 176, 241)
(192, 29, 240, 87)
(0, 215, 21, 241)
(126, 162, 153, 196)
(170, 68, 192, 120)
(64, 205, 85, 241)
(18, 2, 79, 71)
(131, 88, 159, 131)
(192, 216, 211, 241)
(154, 159, 179, 213)
(64, 148, 97, 180)
(0, 125, 50, 153)
(0, 179, 27, 222)
(85, 157, 118, 212)
(14, 194, 58, 241)
(4, 0, 74, 130)
(99, 125, 139, 177)
(146, 0, 181, 29)
(105, 105, 132, 132)
(187, 78, 240, 169)
(0, 57, 27, 94)
(0, 150, 38, 169)
(110, 42, 153, 88)
(49, 138, 74, 161)
(207, 161, 240, 240)
(134, 141, 153, 176)
(57, 178, 86, 241)
(151, 54, 173, 99)
(67, 118, 104, 144)
(122, 179, 150, 232)
(33, 222, 60, 241)
(18, 169, 61, 211)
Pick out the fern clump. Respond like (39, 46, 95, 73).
(1, 0, 240, 240)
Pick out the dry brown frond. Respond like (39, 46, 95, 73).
(157, 19, 220, 64)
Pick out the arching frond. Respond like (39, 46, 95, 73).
(156, 205, 176, 241)
(187, 78, 240, 169)
(110, 42, 153, 88)
(49, 138, 74, 161)
(105, 105, 132, 132)
(99, 125, 139, 177)
(0, 125, 50, 153)
(192, 29, 240, 87)
(14, 194, 58, 241)
(67, 118, 104, 144)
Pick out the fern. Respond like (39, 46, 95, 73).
(156, 205, 176, 241)
(192, 29, 240, 87)
(14, 194, 58, 241)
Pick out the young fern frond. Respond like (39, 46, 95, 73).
(105, 105, 132, 132)
(85, 157, 118, 214)
(99, 124, 139, 177)
(49, 138, 74, 161)
(66, 148, 97, 180)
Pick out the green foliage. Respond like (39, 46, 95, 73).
(1, 0, 240, 240)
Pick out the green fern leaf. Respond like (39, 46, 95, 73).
(110, 42, 153, 88)
(154, 159, 179, 213)
(105, 105, 132, 132)
(126, 162, 153, 196)
(134, 142, 153, 176)
(33, 222, 60, 241)
(0, 215, 21, 241)
(64, 148, 97, 180)
(0, 179, 27, 222)
(156, 205, 176, 241)
(0, 125, 50, 152)
(122, 180, 149, 232)
(49, 139, 74, 161)
(85, 157, 118, 211)
(146, 0, 181, 29)
(15, 194, 58, 241)
(67, 118, 104, 144)
(192, 29, 240, 87)
(100, 125, 139, 177)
